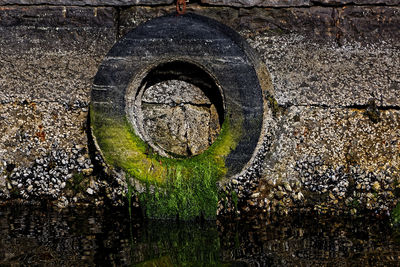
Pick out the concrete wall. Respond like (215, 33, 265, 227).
(0, 1, 399, 215)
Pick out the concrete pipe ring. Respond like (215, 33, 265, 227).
(90, 13, 273, 186)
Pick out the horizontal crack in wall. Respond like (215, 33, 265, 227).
(283, 104, 400, 110)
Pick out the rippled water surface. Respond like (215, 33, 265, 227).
(1, 205, 400, 266)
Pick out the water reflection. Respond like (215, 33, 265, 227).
(0, 205, 399, 266)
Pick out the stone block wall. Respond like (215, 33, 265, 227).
(0, 0, 399, 215)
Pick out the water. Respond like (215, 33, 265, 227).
(0, 205, 399, 266)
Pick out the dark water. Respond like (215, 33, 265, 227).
(0, 205, 400, 266)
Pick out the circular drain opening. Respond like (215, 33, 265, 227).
(127, 61, 225, 158)
(92, 13, 270, 182)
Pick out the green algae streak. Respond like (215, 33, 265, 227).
(91, 106, 239, 219)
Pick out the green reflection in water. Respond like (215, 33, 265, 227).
(130, 220, 223, 266)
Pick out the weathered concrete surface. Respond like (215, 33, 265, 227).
(0, 5, 115, 28)
(143, 104, 217, 156)
(252, 106, 400, 214)
(201, 0, 400, 6)
(0, 101, 93, 199)
(0, 5, 116, 205)
(1, 0, 399, 6)
(118, 5, 338, 39)
(237, 31, 400, 214)
(201, 0, 311, 7)
(0, 6, 116, 103)
(142, 80, 220, 156)
(0, 0, 173, 6)
(313, 0, 400, 5)
(337, 6, 400, 44)
(0, 3, 399, 215)
(248, 34, 400, 107)
(119, 5, 400, 45)
(142, 80, 212, 105)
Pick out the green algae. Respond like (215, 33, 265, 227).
(132, 220, 222, 266)
(91, 106, 239, 220)
(135, 256, 174, 267)
(139, 162, 219, 220)
(91, 112, 236, 184)
(66, 172, 86, 194)
(392, 202, 400, 226)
